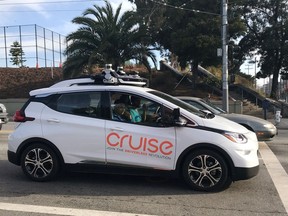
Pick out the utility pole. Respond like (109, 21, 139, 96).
(222, 0, 229, 112)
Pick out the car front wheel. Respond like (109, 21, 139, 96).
(182, 149, 231, 192)
(21, 143, 59, 181)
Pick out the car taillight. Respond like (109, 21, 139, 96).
(13, 110, 35, 122)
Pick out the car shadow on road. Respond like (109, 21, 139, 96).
(0, 160, 206, 197)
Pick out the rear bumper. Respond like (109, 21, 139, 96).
(232, 165, 259, 181)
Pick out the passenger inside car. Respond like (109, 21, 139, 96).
(129, 96, 146, 123)
(113, 103, 131, 121)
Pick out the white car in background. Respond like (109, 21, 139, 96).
(178, 96, 277, 141)
(0, 103, 9, 130)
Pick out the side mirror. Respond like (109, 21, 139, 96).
(173, 108, 186, 126)
(201, 109, 215, 118)
(173, 108, 181, 119)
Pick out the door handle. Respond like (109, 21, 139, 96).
(47, 118, 60, 123)
(111, 127, 124, 132)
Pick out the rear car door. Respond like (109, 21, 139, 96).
(41, 91, 107, 164)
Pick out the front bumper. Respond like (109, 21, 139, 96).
(232, 165, 259, 181)
(256, 129, 277, 141)
(7, 150, 20, 166)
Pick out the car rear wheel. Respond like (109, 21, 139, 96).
(21, 143, 59, 181)
(182, 149, 231, 192)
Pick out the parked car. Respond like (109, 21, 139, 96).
(178, 96, 277, 141)
(0, 103, 9, 130)
(7, 67, 259, 192)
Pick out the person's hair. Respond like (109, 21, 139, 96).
(114, 103, 125, 114)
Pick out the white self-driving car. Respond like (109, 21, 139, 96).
(8, 67, 259, 192)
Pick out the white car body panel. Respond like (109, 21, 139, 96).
(40, 106, 106, 164)
(106, 120, 176, 169)
(175, 126, 258, 168)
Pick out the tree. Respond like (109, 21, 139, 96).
(129, 0, 246, 85)
(9, 41, 26, 67)
(63, 1, 156, 78)
(237, 0, 288, 99)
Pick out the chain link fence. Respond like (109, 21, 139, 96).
(0, 24, 66, 68)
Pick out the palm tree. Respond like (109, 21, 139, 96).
(63, 1, 156, 78)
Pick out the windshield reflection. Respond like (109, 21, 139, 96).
(149, 90, 207, 118)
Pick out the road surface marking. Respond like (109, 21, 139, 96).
(0, 202, 154, 216)
(259, 141, 288, 214)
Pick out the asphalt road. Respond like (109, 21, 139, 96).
(0, 125, 287, 216)
(267, 129, 288, 174)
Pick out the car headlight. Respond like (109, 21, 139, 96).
(223, 132, 248, 144)
(263, 123, 275, 129)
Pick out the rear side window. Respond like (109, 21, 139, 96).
(55, 92, 106, 118)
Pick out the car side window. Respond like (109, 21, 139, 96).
(110, 92, 163, 126)
(56, 92, 104, 118)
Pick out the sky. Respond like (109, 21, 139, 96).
(0, 0, 267, 86)
(0, 0, 135, 36)
(0, 0, 139, 68)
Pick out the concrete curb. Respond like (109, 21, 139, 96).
(0, 130, 13, 134)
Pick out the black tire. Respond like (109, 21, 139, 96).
(182, 149, 232, 192)
(21, 143, 60, 182)
(0, 124, 2, 130)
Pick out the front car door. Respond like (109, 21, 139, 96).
(105, 91, 177, 170)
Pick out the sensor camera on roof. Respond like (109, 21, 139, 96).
(49, 64, 148, 88)
(100, 64, 148, 87)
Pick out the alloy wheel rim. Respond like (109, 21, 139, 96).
(188, 154, 222, 188)
(24, 148, 53, 178)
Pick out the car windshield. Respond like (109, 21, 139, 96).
(204, 99, 226, 114)
(148, 90, 208, 118)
